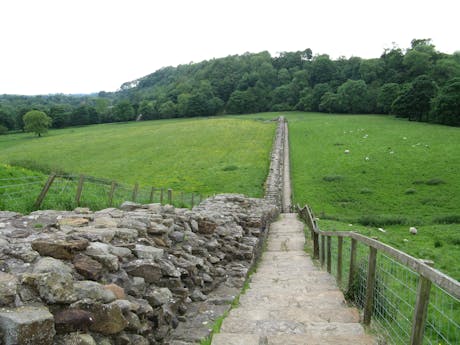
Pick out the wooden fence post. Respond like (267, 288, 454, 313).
(75, 175, 85, 206)
(108, 181, 116, 207)
(347, 238, 358, 295)
(34, 174, 56, 209)
(327, 236, 332, 273)
(191, 193, 195, 208)
(337, 237, 343, 286)
(168, 189, 172, 205)
(313, 232, 319, 259)
(320, 235, 326, 267)
(132, 183, 139, 202)
(363, 247, 378, 325)
(149, 187, 155, 203)
(160, 188, 164, 204)
(410, 260, 434, 345)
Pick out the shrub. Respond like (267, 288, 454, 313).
(9, 159, 67, 175)
(433, 214, 460, 224)
(404, 188, 417, 195)
(357, 214, 407, 227)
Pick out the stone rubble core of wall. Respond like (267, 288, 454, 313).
(0, 195, 279, 345)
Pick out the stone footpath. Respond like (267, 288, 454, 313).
(212, 213, 376, 345)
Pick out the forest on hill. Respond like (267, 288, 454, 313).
(1, 38, 459, 133)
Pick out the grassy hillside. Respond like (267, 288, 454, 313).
(0, 117, 275, 197)
(240, 112, 460, 279)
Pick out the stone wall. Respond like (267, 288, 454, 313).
(0, 116, 286, 344)
(264, 116, 286, 210)
(0, 194, 278, 345)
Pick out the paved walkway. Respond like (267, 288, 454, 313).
(212, 213, 375, 345)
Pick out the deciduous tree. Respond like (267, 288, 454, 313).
(23, 110, 52, 137)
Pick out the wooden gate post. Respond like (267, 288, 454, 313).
(410, 260, 434, 345)
(313, 232, 320, 259)
(34, 174, 56, 209)
(337, 236, 343, 286)
(363, 247, 378, 325)
(320, 235, 326, 267)
(75, 175, 85, 206)
(326, 236, 332, 273)
(149, 187, 155, 203)
(132, 183, 139, 202)
(347, 238, 358, 295)
(167, 189, 172, 205)
(160, 188, 164, 204)
(108, 181, 116, 207)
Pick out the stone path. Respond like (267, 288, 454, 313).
(212, 213, 376, 345)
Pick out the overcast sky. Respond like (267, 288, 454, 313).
(1, 0, 459, 95)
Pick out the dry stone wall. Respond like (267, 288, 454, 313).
(0, 116, 286, 344)
(0, 194, 278, 345)
(264, 116, 286, 210)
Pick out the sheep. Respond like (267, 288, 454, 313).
(409, 227, 418, 235)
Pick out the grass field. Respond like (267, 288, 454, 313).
(240, 112, 460, 280)
(0, 117, 276, 197)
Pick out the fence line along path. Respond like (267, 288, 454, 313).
(212, 213, 376, 345)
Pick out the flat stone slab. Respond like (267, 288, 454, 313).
(212, 214, 374, 345)
(213, 333, 377, 345)
(220, 319, 365, 336)
(212, 333, 260, 345)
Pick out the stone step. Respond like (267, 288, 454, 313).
(210, 214, 375, 345)
(238, 290, 347, 309)
(243, 283, 340, 295)
(250, 272, 338, 285)
(225, 306, 360, 323)
(219, 320, 366, 336)
(212, 333, 377, 345)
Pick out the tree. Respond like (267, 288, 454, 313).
(377, 83, 400, 114)
(336, 79, 371, 113)
(113, 101, 135, 122)
(430, 77, 460, 125)
(391, 75, 437, 121)
(23, 110, 52, 137)
(319, 92, 340, 113)
(310, 55, 336, 85)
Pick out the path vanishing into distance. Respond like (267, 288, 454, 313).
(212, 120, 376, 345)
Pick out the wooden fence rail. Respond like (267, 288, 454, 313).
(296, 204, 460, 345)
(34, 173, 203, 211)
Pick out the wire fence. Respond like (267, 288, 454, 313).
(298, 205, 460, 345)
(0, 174, 206, 214)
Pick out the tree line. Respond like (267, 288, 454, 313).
(1, 38, 459, 134)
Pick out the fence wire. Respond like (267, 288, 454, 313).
(1, 174, 204, 213)
(321, 233, 460, 345)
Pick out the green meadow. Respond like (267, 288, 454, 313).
(0, 117, 275, 197)
(239, 112, 460, 280)
(1, 112, 459, 279)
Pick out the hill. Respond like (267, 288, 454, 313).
(1, 39, 459, 134)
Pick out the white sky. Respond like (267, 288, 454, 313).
(1, 0, 459, 95)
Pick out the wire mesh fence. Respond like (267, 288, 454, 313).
(297, 205, 460, 345)
(0, 174, 205, 213)
(0, 175, 47, 213)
